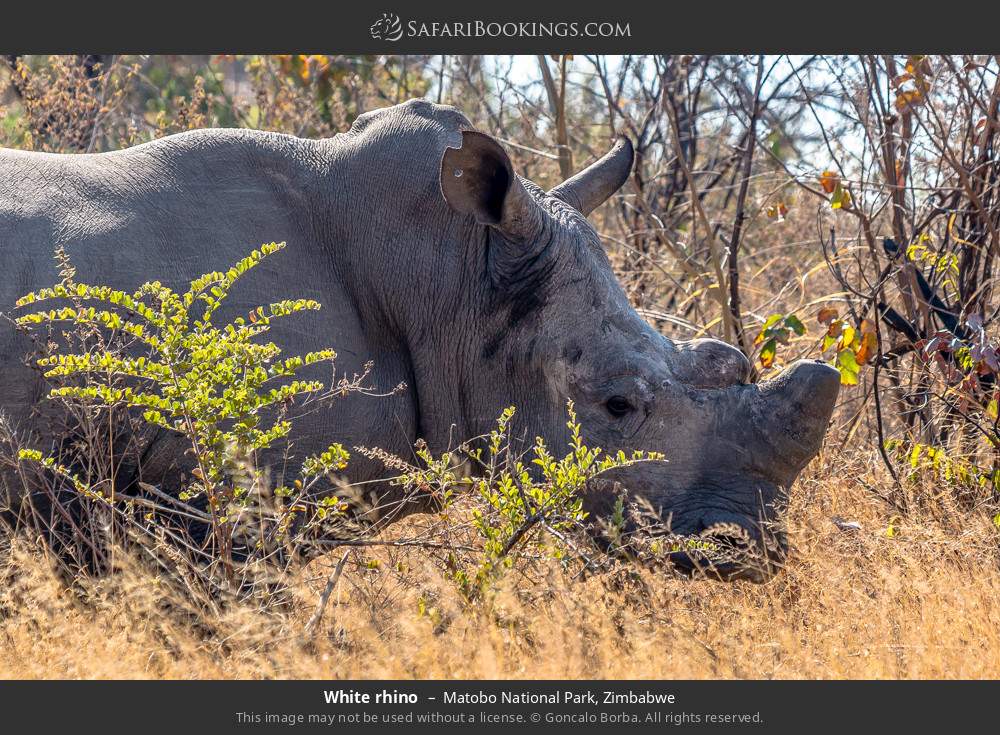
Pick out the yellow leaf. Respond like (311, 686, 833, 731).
(830, 183, 851, 210)
(759, 338, 777, 369)
(948, 212, 977, 247)
(841, 325, 856, 349)
(894, 89, 924, 111)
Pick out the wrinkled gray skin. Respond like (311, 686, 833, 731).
(0, 100, 839, 581)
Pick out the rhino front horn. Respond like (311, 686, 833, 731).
(754, 360, 841, 480)
(549, 136, 634, 216)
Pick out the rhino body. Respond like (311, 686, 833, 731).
(0, 100, 839, 580)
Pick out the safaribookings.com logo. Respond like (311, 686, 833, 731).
(369, 13, 631, 41)
(370, 13, 404, 41)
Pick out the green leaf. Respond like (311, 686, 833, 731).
(759, 338, 777, 368)
(784, 314, 806, 336)
(762, 313, 784, 330)
(836, 348, 860, 385)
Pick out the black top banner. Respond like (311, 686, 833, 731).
(3, 1, 1000, 54)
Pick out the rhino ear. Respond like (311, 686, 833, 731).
(548, 136, 634, 216)
(440, 131, 542, 244)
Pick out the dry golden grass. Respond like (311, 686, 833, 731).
(2, 443, 998, 680)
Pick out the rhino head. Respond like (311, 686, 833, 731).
(433, 128, 839, 582)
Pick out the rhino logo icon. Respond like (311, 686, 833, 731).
(370, 12, 403, 41)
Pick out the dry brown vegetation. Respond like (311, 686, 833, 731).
(3, 447, 999, 679)
(4, 404, 994, 680)
(2, 55, 1000, 679)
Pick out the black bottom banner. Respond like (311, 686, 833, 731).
(0, 680, 995, 733)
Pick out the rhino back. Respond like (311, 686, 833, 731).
(0, 127, 420, 502)
(0, 128, 329, 295)
(0, 129, 329, 409)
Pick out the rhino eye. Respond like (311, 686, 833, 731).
(605, 395, 633, 418)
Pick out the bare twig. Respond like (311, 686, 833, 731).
(302, 550, 350, 639)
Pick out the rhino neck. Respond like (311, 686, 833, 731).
(387, 225, 503, 451)
(344, 217, 556, 455)
(401, 227, 564, 453)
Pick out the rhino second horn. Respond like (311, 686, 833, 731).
(548, 136, 634, 216)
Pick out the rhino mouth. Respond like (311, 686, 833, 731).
(581, 477, 789, 582)
(665, 521, 787, 583)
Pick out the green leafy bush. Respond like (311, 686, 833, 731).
(370, 402, 664, 598)
(14, 242, 353, 577)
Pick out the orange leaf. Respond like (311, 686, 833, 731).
(817, 307, 839, 325)
(892, 72, 914, 88)
(819, 171, 839, 194)
(855, 331, 878, 364)
(906, 55, 932, 78)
